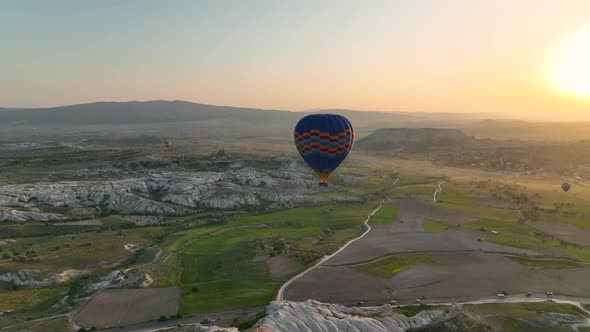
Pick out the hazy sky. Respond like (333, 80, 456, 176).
(2, 0, 590, 120)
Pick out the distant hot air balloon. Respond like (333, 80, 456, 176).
(561, 182, 571, 192)
(294, 114, 354, 186)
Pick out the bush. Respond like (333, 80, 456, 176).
(159, 315, 168, 321)
(231, 317, 256, 331)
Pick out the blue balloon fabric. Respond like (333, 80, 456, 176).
(294, 114, 354, 183)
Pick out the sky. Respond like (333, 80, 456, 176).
(1, 0, 590, 120)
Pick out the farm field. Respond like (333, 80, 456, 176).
(370, 206, 398, 224)
(352, 254, 436, 278)
(169, 201, 384, 314)
(284, 158, 590, 307)
(2, 316, 72, 332)
(3, 145, 590, 330)
(75, 287, 180, 329)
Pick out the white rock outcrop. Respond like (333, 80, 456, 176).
(0, 161, 320, 219)
(0, 208, 64, 222)
(0, 270, 52, 287)
(253, 300, 465, 332)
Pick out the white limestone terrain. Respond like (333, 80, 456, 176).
(252, 300, 469, 332)
(0, 162, 323, 221)
(249, 300, 585, 332)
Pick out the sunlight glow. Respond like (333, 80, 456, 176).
(548, 24, 590, 100)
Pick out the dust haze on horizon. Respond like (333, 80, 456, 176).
(2, 0, 590, 121)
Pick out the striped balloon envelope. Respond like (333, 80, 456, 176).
(294, 114, 354, 186)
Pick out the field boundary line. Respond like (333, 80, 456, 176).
(116, 289, 138, 327)
(325, 250, 587, 267)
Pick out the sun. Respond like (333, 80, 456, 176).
(547, 24, 590, 100)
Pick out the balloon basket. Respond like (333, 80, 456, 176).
(319, 182, 328, 187)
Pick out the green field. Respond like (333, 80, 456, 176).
(509, 256, 585, 269)
(463, 218, 590, 262)
(434, 201, 519, 221)
(538, 210, 590, 230)
(0, 228, 162, 275)
(370, 206, 398, 224)
(165, 225, 228, 252)
(465, 302, 588, 332)
(161, 202, 379, 314)
(351, 254, 436, 278)
(143, 251, 183, 287)
(390, 184, 435, 198)
(0, 286, 67, 312)
(466, 301, 589, 317)
(434, 183, 473, 205)
(1, 316, 71, 332)
(423, 219, 447, 233)
(394, 175, 436, 186)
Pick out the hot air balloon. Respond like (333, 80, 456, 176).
(561, 182, 571, 192)
(294, 114, 354, 186)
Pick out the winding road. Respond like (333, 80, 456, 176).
(275, 204, 384, 301)
(432, 181, 446, 202)
(276, 173, 400, 302)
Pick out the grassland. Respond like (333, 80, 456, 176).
(423, 219, 447, 233)
(390, 184, 435, 198)
(463, 218, 590, 262)
(466, 301, 589, 317)
(158, 201, 381, 314)
(0, 227, 163, 275)
(351, 254, 436, 278)
(464, 302, 588, 332)
(509, 256, 585, 269)
(434, 201, 519, 221)
(370, 206, 398, 224)
(0, 286, 67, 312)
(538, 210, 590, 231)
(2, 316, 72, 332)
(434, 183, 473, 205)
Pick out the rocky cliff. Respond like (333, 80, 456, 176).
(249, 300, 480, 332)
(0, 162, 321, 221)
